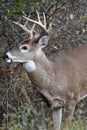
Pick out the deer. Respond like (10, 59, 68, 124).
(3, 11, 87, 130)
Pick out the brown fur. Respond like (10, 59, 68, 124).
(4, 39, 87, 129)
(27, 43, 87, 121)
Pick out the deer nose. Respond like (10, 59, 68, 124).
(3, 54, 9, 60)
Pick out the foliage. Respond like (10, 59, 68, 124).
(69, 14, 74, 20)
(81, 16, 87, 23)
(9, 101, 85, 130)
(10, 101, 42, 130)
(62, 122, 85, 130)
(0, 0, 70, 20)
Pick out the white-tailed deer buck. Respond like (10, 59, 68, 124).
(3, 11, 87, 130)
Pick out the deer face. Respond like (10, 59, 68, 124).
(4, 40, 36, 63)
(4, 35, 49, 64)
(3, 11, 50, 72)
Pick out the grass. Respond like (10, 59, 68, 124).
(62, 121, 85, 130)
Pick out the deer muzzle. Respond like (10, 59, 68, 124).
(3, 52, 13, 63)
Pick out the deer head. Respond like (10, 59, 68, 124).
(4, 11, 50, 70)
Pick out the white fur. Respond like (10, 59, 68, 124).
(6, 52, 16, 63)
(20, 44, 29, 53)
(52, 108, 62, 130)
(7, 52, 16, 59)
(6, 59, 12, 63)
(23, 60, 36, 72)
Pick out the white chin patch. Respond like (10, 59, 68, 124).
(23, 60, 36, 72)
(7, 59, 12, 63)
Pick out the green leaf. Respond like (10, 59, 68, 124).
(82, 16, 87, 23)
(14, 124, 20, 130)
(69, 14, 74, 20)
(82, 29, 86, 33)
(7, 10, 12, 19)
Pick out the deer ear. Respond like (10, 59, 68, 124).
(37, 35, 49, 48)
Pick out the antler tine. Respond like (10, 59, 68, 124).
(13, 11, 49, 40)
(36, 10, 41, 22)
(31, 24, 35, 31)
(43, 12, 46, 29)
(36, 10, 46, 29)
(13, 21, 35, 39)
(24, 19, 28, 26)
(13, 21, 31, 34)
(24, 14, 30, 26)
(30, 24, 36, 38)
(23, 11, 48, 33)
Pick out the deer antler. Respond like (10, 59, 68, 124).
(13, 21, 36, 39)
(23, 10, 48, 32)
(13, 11, 49, 40)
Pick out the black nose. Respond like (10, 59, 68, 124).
(3, 54, 9, 60)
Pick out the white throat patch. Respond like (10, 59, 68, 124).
(23, 60, 36, 72)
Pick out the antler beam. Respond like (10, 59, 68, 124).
(13, 11, 49, 40)
(23, 11, 48, 32)
(13, 21, 36, 39)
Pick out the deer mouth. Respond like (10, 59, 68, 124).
(3, 52, 21, 63)
(3, 52, 29, 63)
(3, 52, 14, 63)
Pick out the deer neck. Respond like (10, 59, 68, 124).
(34, 49, 52, 71)
(24, 49, 51, 73)
(23, 49, 52, 87)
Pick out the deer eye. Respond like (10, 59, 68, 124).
(22, 46, 28, 50)
(20, 45, 29, 52)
